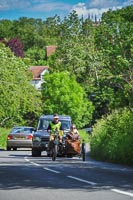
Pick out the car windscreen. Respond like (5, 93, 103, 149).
(11, 127, 34, 134)
(38, 119, 71, 130)
(10, 127, 22, 133)
(61, 120, 71, 130)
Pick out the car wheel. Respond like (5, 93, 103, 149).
(32, 148, 41, 157)
(7, 147, 11, 151)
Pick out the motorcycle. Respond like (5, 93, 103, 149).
(49, 129, 64, 161)
(49, 129, 86, 161)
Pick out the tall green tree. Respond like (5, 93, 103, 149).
(48, 7, 133, 121)
(94, 6, 133, 110)
(0, 43, 42, 127)
(0, 19, 13, 39)
(41, 72, 94, 128)
(47, 12, 107, 121)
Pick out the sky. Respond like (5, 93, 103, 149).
(0, 0, 132, 21)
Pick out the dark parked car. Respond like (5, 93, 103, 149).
(7, 126, 35, 151)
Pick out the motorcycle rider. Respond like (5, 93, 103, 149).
(47, 114, 63, 151)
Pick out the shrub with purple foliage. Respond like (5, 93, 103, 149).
(6, 38, 24, 58)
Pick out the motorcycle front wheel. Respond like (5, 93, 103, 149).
(52, 144, 58, 161)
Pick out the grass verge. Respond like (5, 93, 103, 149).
(0, 128, 10, 149)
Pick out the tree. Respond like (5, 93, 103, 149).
(94, 6, 133, 111)
(6, 38, 24, 58)
(0, 19, 13, 39)
(25, 46, 47, 65)
(41, 72, 94, 128)
(47, 12, 107, 121)
(0, 43, 42, 127)
(48, 7, 133, 121)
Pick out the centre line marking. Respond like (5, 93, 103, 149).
(24, 157, 41, 166)
(30, 161, 40, 166)
(111, 189, 133, 197)
(44, 167, 60, 174)
(25, 158, 29, 162)
(67, 176, 97, 185)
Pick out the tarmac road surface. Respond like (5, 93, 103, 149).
(0, 149, 133, 200)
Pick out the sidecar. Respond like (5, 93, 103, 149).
(64, 138, 86, 161)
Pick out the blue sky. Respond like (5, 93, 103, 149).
(0, 0, 132, 21)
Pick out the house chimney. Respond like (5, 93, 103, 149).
(46, 45, 57, 60)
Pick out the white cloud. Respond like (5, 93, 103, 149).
(71, 3, 88, 16)
(71, 3, 108, 19)
(71, 3, 107, 20)
(71, 1, 133, 20)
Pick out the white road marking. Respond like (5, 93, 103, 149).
(24, 157, 41, 166)
(43, 167, 60, 174)
(30, 161, 41, 166)
(111, 189, 133, 197)
(67, 175, 97, 185)
(25, 157, 60, 172)
(24, 156, 133, 197)
(24, 157, 29, 162)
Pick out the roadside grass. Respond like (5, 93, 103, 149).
(0, 128, 10, 149)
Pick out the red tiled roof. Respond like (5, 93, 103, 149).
(29, 66, 49, 80)
(46, 46, 57, 57)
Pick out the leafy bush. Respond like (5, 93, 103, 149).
(79, 129, 90, 143)
(0, 128, 10, 149)
(90, 108, 133, 165)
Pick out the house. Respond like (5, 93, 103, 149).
(46, 45, 57, 59)
(29, 45, 57, 90)
(29, 66, 49, 90)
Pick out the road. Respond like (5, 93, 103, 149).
(0, 149, 133, 200)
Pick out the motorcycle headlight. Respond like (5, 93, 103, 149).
(33, 136, 41, 142)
